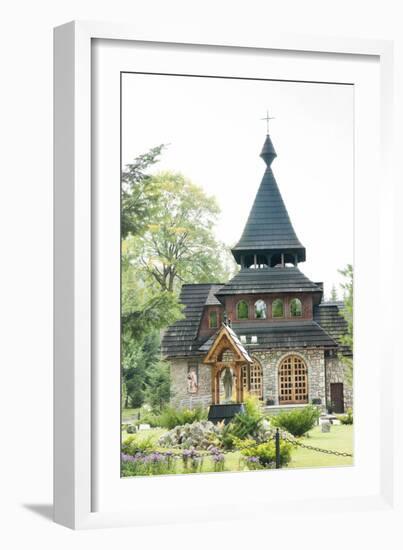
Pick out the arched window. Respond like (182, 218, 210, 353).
(209, 310, 218, 328)
(290, 298, 302, 317)
(254, 299, 267, 319)
(272, 298, 284, 318)
(279, 355, 308, 404)
(236, 300, 249, 320)
(241, 360, 263, 399)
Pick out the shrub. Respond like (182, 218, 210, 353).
(241, 439, 292, 469)
(125, 424, 137, 434)
(338, 408, 353, 425)
(121, 433, 157, 456)
(142, 405, 208, 429)
(270, 405, 320, 437)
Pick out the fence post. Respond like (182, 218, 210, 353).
(275, 427, 281, 469)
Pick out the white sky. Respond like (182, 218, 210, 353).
(122, 73, 353, 298)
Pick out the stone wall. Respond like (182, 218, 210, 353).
(325, 355, 353, 411)
(253, 348, 326, 409)
(169, 349, 328, 410)
(169, 357, 212, 409)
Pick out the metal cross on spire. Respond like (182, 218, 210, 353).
(261, 110, 275, 134)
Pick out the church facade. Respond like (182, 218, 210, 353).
(162, 133, 352, 414)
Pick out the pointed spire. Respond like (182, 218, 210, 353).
(260, 134, 277, 166)
(231, 132, 305, 266)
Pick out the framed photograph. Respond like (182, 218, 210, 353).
(54, 21, 396, 530)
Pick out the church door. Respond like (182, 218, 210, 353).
(278, 355, 308, 405)
(330, 383, 344, 413)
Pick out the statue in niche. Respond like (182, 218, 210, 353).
(222, 367, 233, 402)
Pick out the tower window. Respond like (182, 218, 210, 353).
(254, 299, 267, 319)
(236, 300, 249, 320)
(209, 310, 218, 328)
(272, 298, 284, 318)
(290, 298, 302, 317)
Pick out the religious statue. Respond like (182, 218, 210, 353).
(187, 366, 198, 394)
(222, 367, 233, 402)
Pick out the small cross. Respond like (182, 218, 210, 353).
(261, 110, 275, 134)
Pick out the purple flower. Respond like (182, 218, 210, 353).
(246, 456, 259, 463)
(212, 453, 224, 463)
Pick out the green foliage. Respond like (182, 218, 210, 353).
(338, 264, 353, 386)
(143, 405, 208, 430)
(145, 361, 171, 411)
(272, 298, 283, 317)
(243, 393, 263, 420)
(121, 382, 128, 409)
(270, 405, 320, 437)
(237, 300, 249, 319)
(241, 439, 292, 469)
(135, 170, 235, 292)
(337, 408, 353, 425)
(121, 452, 176, 477)
(220, 397, 264, 449)
(290, 298, 302, 317)
(121, 145, 165, 239)
(122, 433, 157, 456)
(330, 284, 338, 301)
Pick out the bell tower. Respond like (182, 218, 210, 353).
(231, 132, 306, 269)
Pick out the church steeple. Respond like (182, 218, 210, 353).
(232, 132, 306, 268)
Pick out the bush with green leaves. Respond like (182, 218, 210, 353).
(239, 439, 292, 469)
(337, 408, 353, 425)
(121, 433, 157, 456)
(219, 395, 271, 449)
(142, 405, 208, 430)
(269, 405, 320, 437)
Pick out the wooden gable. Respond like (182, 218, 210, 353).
(203, 324, 253, 365)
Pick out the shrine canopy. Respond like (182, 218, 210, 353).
(203, 323, 253, 365)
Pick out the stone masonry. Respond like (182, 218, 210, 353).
(325, 355, 353, 411)
(170, 358, 212, 409)
(170, 348, 327, 410)
(253, 348, 326, 409)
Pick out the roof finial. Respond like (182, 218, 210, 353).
(261, 110, 275, 134)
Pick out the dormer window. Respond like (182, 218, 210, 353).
(290, 298, 302, 317)
(209, 310, 218, 328)
(254, 299, 267, 319)
(236, 300, 249, 320)
(272, 298, 284, 318)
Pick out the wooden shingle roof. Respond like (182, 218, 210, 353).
(199, 320, 337, 352)
(215, 266, 322, 297)
(161, 283, 223, 357)
(232, 134, 306, 263)
(313, 302, 352, 356)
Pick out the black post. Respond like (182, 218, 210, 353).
(275, 428, 281, 469)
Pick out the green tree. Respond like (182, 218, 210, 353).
(338, 264, 353, 385)
(145, 361, 171, 411)
(121, 145, 165, 239)
(330, 284, 338, 302)
(137, 171, 234, 292)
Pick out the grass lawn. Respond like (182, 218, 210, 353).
(288, 424, 353, 469)
(121, 408, 141, 422)
(121, 423, 353, 476)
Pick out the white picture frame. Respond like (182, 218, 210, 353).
(54, 21, 398, 530)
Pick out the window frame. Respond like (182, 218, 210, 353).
(289, 297, 303, 317)
(254, 298, 267, 320)
(236, 299, 249, 320)
(208, 309, 218, 328)
(272, 298, 284, 318)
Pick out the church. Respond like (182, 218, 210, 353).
(161, 131, 352, 415)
